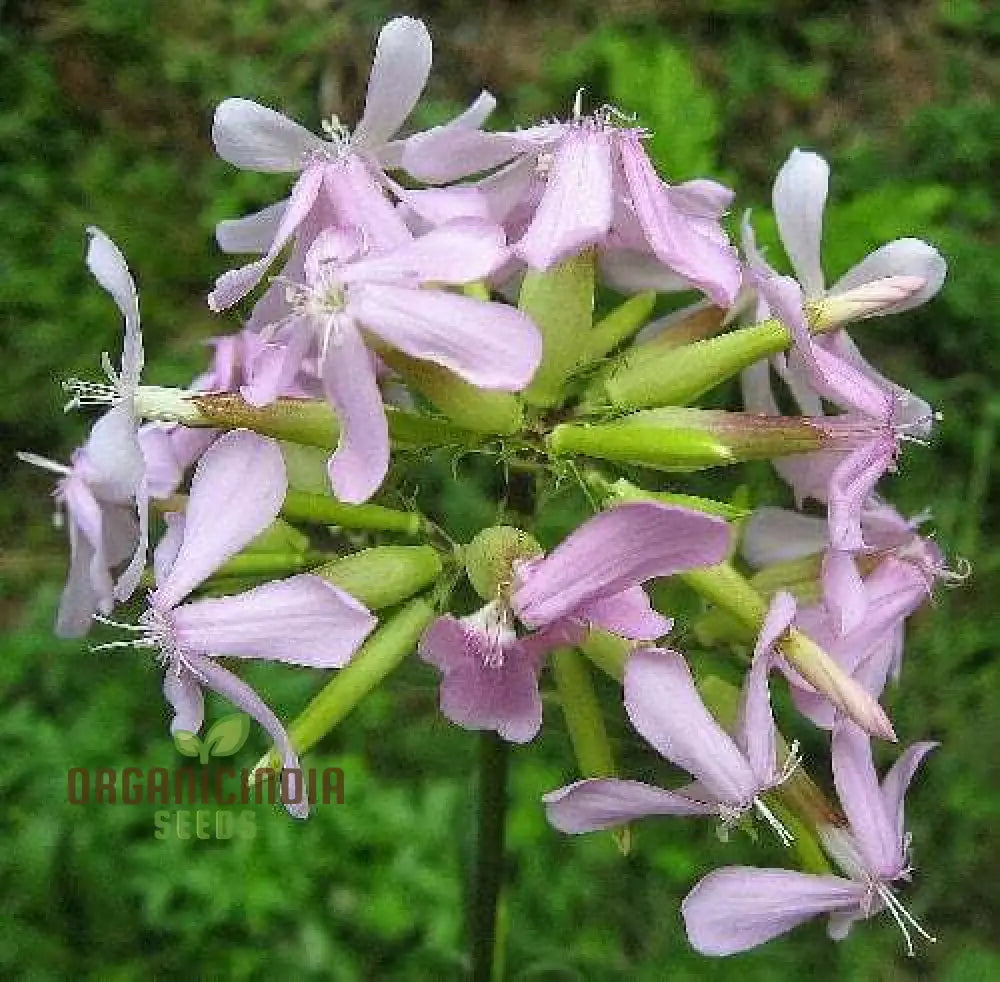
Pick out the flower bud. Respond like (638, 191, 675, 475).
(548, 408, 823, 472)
(520, 251, 596, 407)
(574, 291, 656, 369)
(464, 526, 543, 601)
(811, 275, 927, 329)
(314, 546, 443, 610)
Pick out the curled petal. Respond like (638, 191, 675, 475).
(881, 741, 938, 845)
(682, 867, 864, 956)
(576, 586, 673, 641)
(544, 778, 715, 833)
(830, 238, 946, 314)
(163, 663, 205, 736)
(822, 549, 867, 634)
(212, 98, 323, 173)
(183, 653, 308, 818)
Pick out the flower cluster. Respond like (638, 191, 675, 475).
(23, 16, 954, 959)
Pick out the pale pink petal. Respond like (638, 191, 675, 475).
(598, 248, 691, 295)
(827, 441, 895, 552)
(349, 283, 541, 390)
(671, 178, 735, 217)
(216, 200, 288, 254)
(403, 127, 530, 183)
(351, 17, 432, 151)
(822, 550, 867, 633)
(881, 741, 937, 844)
(772, 149, 829, 298)
(512, 503, 729, 629)
(338, 218, 508, 286)
(212, 98, 323, 173)
(83, 405, 145, 503)
(153, 430, 287, 609)
(619, 134, 741, 307)
(171, 573, 376, 667)
(208, 164, 325, 311)
(153, 512, 186, 588)
(735, 591, 795, 781)
(625, 648, 757, 804)
(682, 867, 864, 956)
(241, 324, 314, 408)
(56, 513, 105, 638)
(321, 320, 389, 504)
(322, 157, 412, 251)
(832, 721, 900, 877)
(576, 586, 673, 641)
(830, 238, 946, 314)
(741, 506, 829, 568)
(113, 477, 149, 602)
(544, 778, 715, 832)
(182, 652, 308, 818)
(393, 185, 493, 229)
(139, 424, 185, 499)
(419, 616, 543, 744)
(516, 128, 613, 269)
(85, 227, 143, 389)
(163, 663, 205, 735)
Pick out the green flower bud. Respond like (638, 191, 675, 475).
(549, 408, 823, 472)
(464, 526, 542, 601)
(314, 546, 443, 610)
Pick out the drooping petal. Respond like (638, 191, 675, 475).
(349, 282, 541, 391)
(216, 200, 288, 254)
(771, 148, 830, 298)
(881, 740, 937, 845)
(83, 405, 145, 502)
(170, 573, 376, 667)
(741, 506, 829, 568)
(832, 720, 900, 877)
(153, 430, 287, 609)
(212, 98, 324, 173)
(182, 652, 308, 818)
(575, 586, 673, 641)
(55, 510, 105, 638)
(321, 156, 413, 251)
(337, 218, 509, 286)
(512, 503, 729, 629)
(113, 476, 149, 602)
(320, 319, 390, 504)
(351, 17, 432, 151)
(163, 662, 205, 735)
(419, 615, 543, 744)
(735, 591, 795, 782)
(625, 648, 757, 804)
(822, 549, 867, 633)
(544, 778, 716, 832)
(516, 128, 613, 269)
(827, 440, 895, 552)
(598, 248, 691, 295)
(85, 227, 143, 390)
(682, 867, 864, 956)
(619, 133, 741, 307)
(830, 238, 946, 314)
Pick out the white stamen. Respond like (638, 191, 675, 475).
(17, 451, 72, 477)
(875, 883, 937, 956)
(753, 797, 795, 847)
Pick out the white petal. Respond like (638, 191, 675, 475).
(215, 200, 288, 254)
(772, 148, 829, 298)
(212, 98, 323, 173)
(352, 17, 432, 150)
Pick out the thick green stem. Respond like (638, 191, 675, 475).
(282, 489, 422, 535)
(471, 732, 509, 982)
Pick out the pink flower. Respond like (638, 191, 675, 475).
(682, 722, 937, 957)
(544, 594, 800, 845)
(240, 219, 542, 503)
(403, 101, 742, 306)
(99, 430, 376, 817)
(419, 503, 731, 743)
(208, 17, 495, 311)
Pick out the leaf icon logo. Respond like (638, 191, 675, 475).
(173, 713, 250, 764)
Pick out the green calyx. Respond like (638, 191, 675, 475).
(464, 526, 543, 602)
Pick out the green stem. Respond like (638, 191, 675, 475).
(282, 489, 422, 535)
(471, 732, 509, 982)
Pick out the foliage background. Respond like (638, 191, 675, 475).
(2, 0, 999, 977)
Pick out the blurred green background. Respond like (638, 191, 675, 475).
(2, 0, 999, 978)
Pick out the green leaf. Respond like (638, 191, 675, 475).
(202, 713, 250, 759)
(172, 730, 202, 758)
